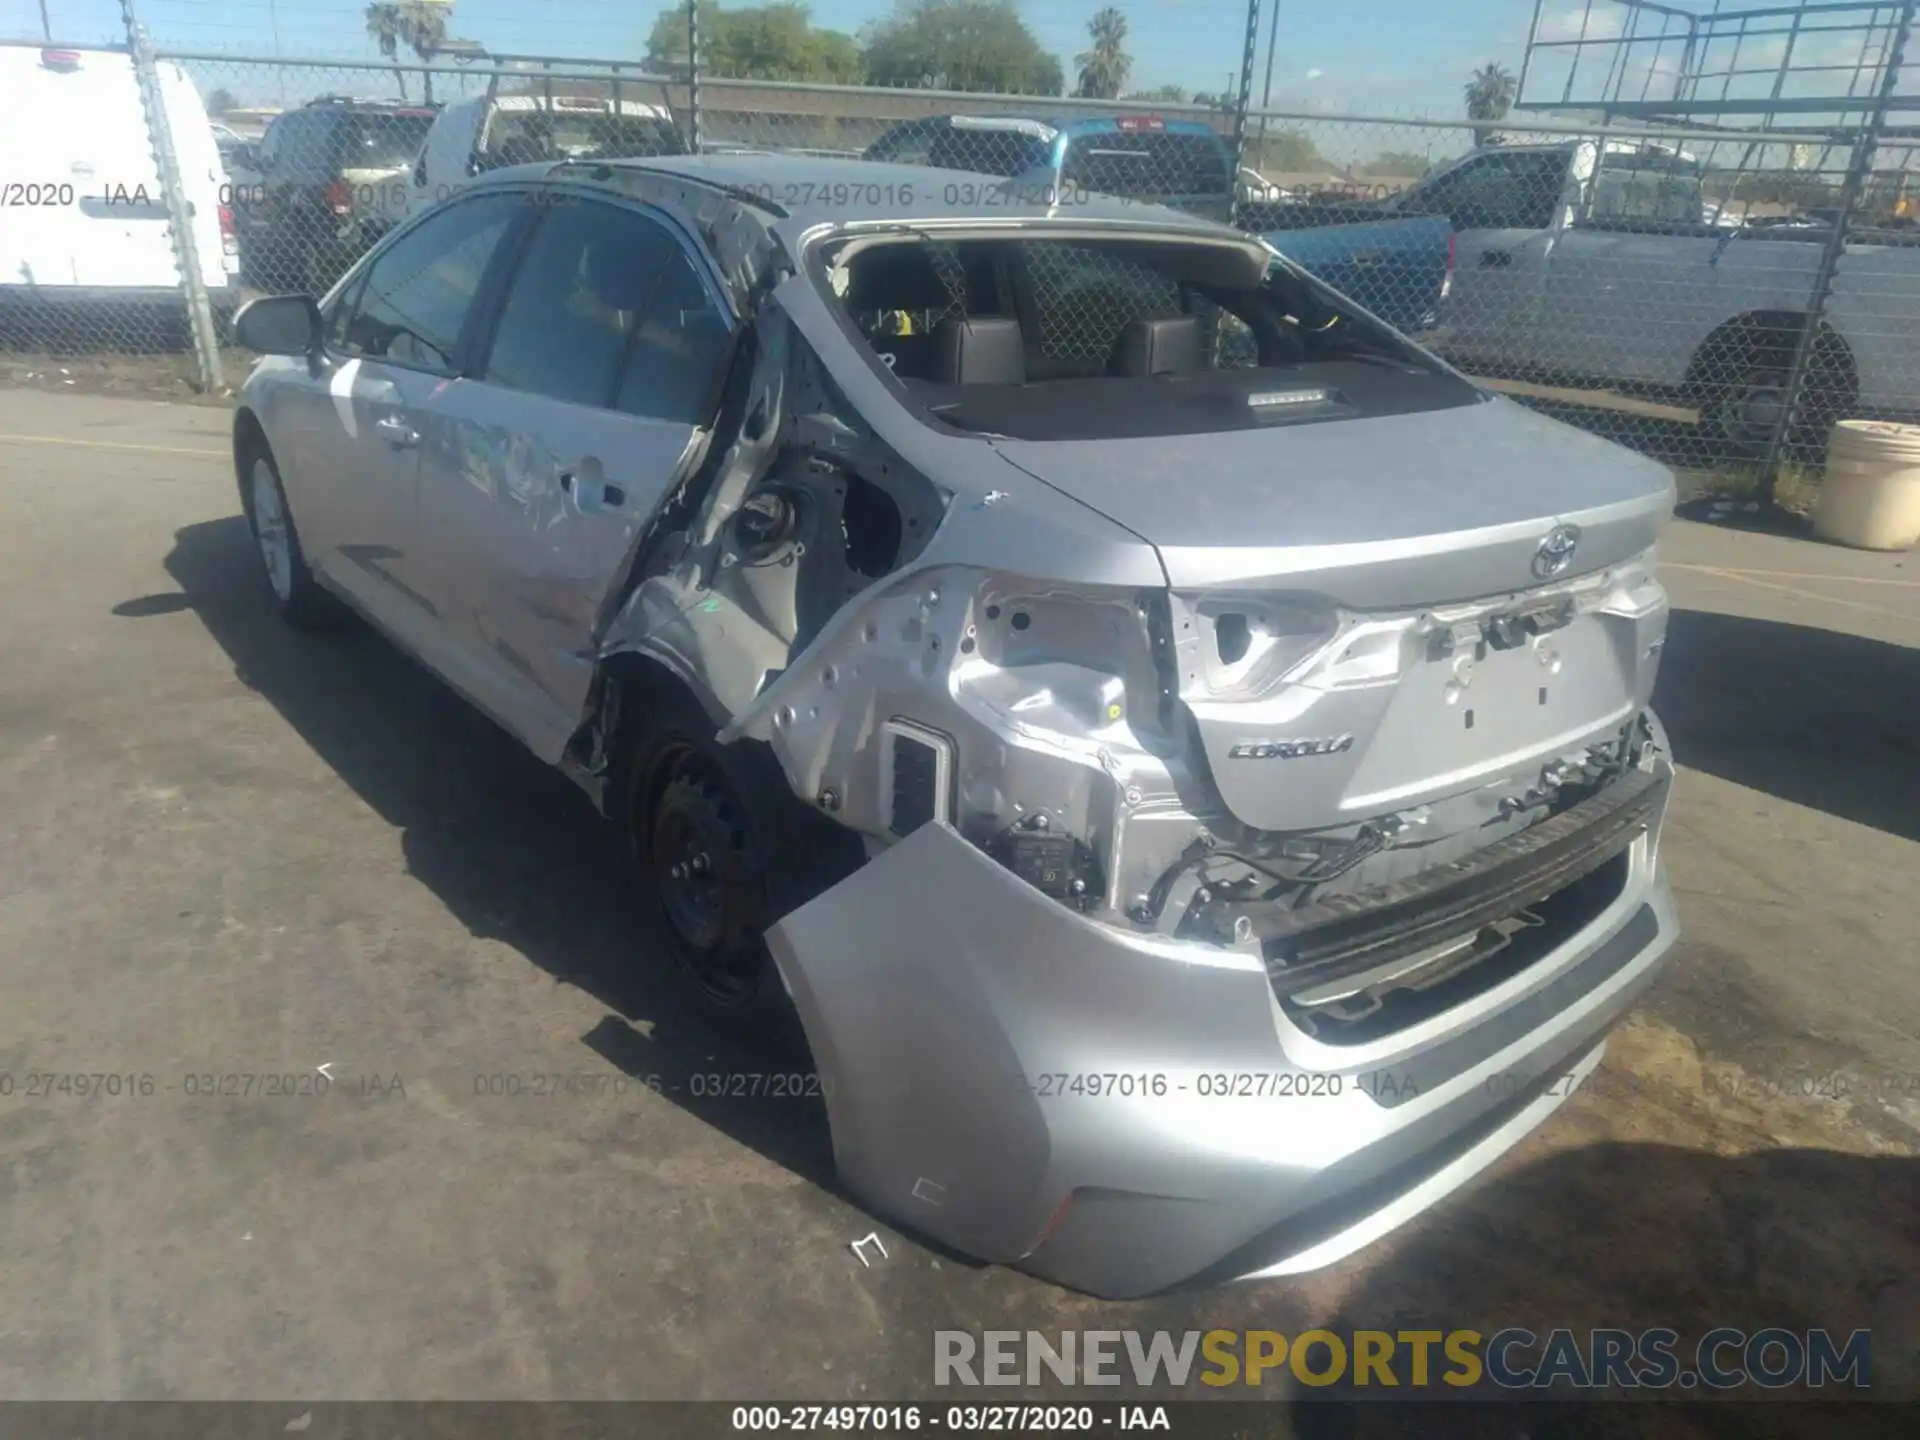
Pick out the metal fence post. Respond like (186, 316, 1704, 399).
(1228, 0, 1260, 227)
(686, 0, 702, 154)
(1760, 0, 1914, 498)
(121, 0, 224, 393)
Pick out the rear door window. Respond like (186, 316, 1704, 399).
(482, 199, 677, 407)
(613, 248, 733, 422)
(479, 198, 732, 421)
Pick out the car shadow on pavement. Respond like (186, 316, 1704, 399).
(1654, 608, 1920, 843)
(151, 515, 838, 1189)
(1281, 1143, 1918, 1438)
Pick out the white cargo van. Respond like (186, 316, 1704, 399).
(0, 43, 238, 322)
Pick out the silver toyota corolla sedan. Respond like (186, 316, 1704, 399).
(231, 154, 1680, 1298)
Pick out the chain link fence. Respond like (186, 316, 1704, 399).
(5, 33, 1919, 494)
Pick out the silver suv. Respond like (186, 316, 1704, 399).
(231, 154, 1680, 1298)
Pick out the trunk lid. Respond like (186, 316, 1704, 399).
(993, 396, 1674, 832)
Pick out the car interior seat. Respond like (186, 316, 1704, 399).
(1108, 315, 1203, 377)
(929, 317, 1027, 385)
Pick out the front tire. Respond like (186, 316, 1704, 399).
(241, 445, 335, 628)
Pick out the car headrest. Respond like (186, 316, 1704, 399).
(1109, 315, 1203, 377)
(846, 247, 962, 314)
(932, 316, 1027, 385)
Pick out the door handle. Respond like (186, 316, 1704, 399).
(375, 415, 419, 448)
(1480, 250, 1514, 268)
(560, 462, 621, 507)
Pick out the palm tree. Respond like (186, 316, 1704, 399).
(1464, 61, 1516, 147)
(398, 0, 451, 103)
(1075, 7, 1131, 101)
(364, 2, 409, 100)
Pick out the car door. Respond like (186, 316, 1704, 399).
(277, 192, 525, 654)
(1525, 155, 1718, 386)
(1414, 148, 1570, 371)
(414, 194, 735, 760)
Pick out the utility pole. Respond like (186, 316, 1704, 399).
(38, 0, 52, 40)
(1227, 0, 1260, 222)
(687, 0, 702, 153)
(1256, 0, 1280, 161)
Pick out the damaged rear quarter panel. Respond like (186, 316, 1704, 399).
(596, 265, 1168, 730)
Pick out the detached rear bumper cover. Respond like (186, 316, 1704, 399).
(767, 767, 1677, 1299)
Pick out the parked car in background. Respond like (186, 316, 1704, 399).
(862, 113, 1449, 331)
(0, 42, 237, 332)
(863, 112, 1237, 220)
(1259, 203, 1454, 334)
(400, 89, 684, 226)
(231, 152, 1679, 1299)
(1384, 137, 1920, 451)
(229, 94, 437, 295)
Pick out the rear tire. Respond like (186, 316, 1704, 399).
(620, 689, 806, 1042)
(1693, 321, 1857, 460)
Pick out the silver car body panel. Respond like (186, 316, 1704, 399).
(238, 153, 1684, 1297)
(768, 764, 1676, 1298)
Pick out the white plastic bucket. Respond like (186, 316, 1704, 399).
(1813, 420, 1920, 551)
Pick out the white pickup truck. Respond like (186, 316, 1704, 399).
(393, 89, 683, 232)
(1388, 137, 1920, 451)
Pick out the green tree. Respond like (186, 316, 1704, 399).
(364, 2, 410, 100)
(1074, 6, 1130, 100)
(205, 86, 238, 116)
(1464, 61, 1516, 147)
(861, 0, 1063, 95)
(364, 0, 452, 102)
(646, 2, 861, 82)
(400, 0, 450, 102)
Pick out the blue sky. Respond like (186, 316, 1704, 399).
(7, 0, 1546, 118)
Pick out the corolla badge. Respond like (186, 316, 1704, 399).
(1228, 735, 1355, 760)
(1532, 523, 1582, 579)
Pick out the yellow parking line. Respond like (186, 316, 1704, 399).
(0, 432, 226, 458)
(1663, 562, 1918, 588)
(1670, 563, 1919, 622)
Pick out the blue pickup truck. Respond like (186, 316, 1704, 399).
(1257, 202, 1454, 334)
(861, 113, 1452, 334)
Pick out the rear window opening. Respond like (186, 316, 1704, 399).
(345, 113, 436, 170)
(1061, 132, 1231, 199)
(481, 109, 682, 169)
(821, 232, 1481, 441)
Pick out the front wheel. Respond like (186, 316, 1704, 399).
(242, 446, 336, 628)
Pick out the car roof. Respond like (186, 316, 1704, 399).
(494, 152, 1237, 232)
